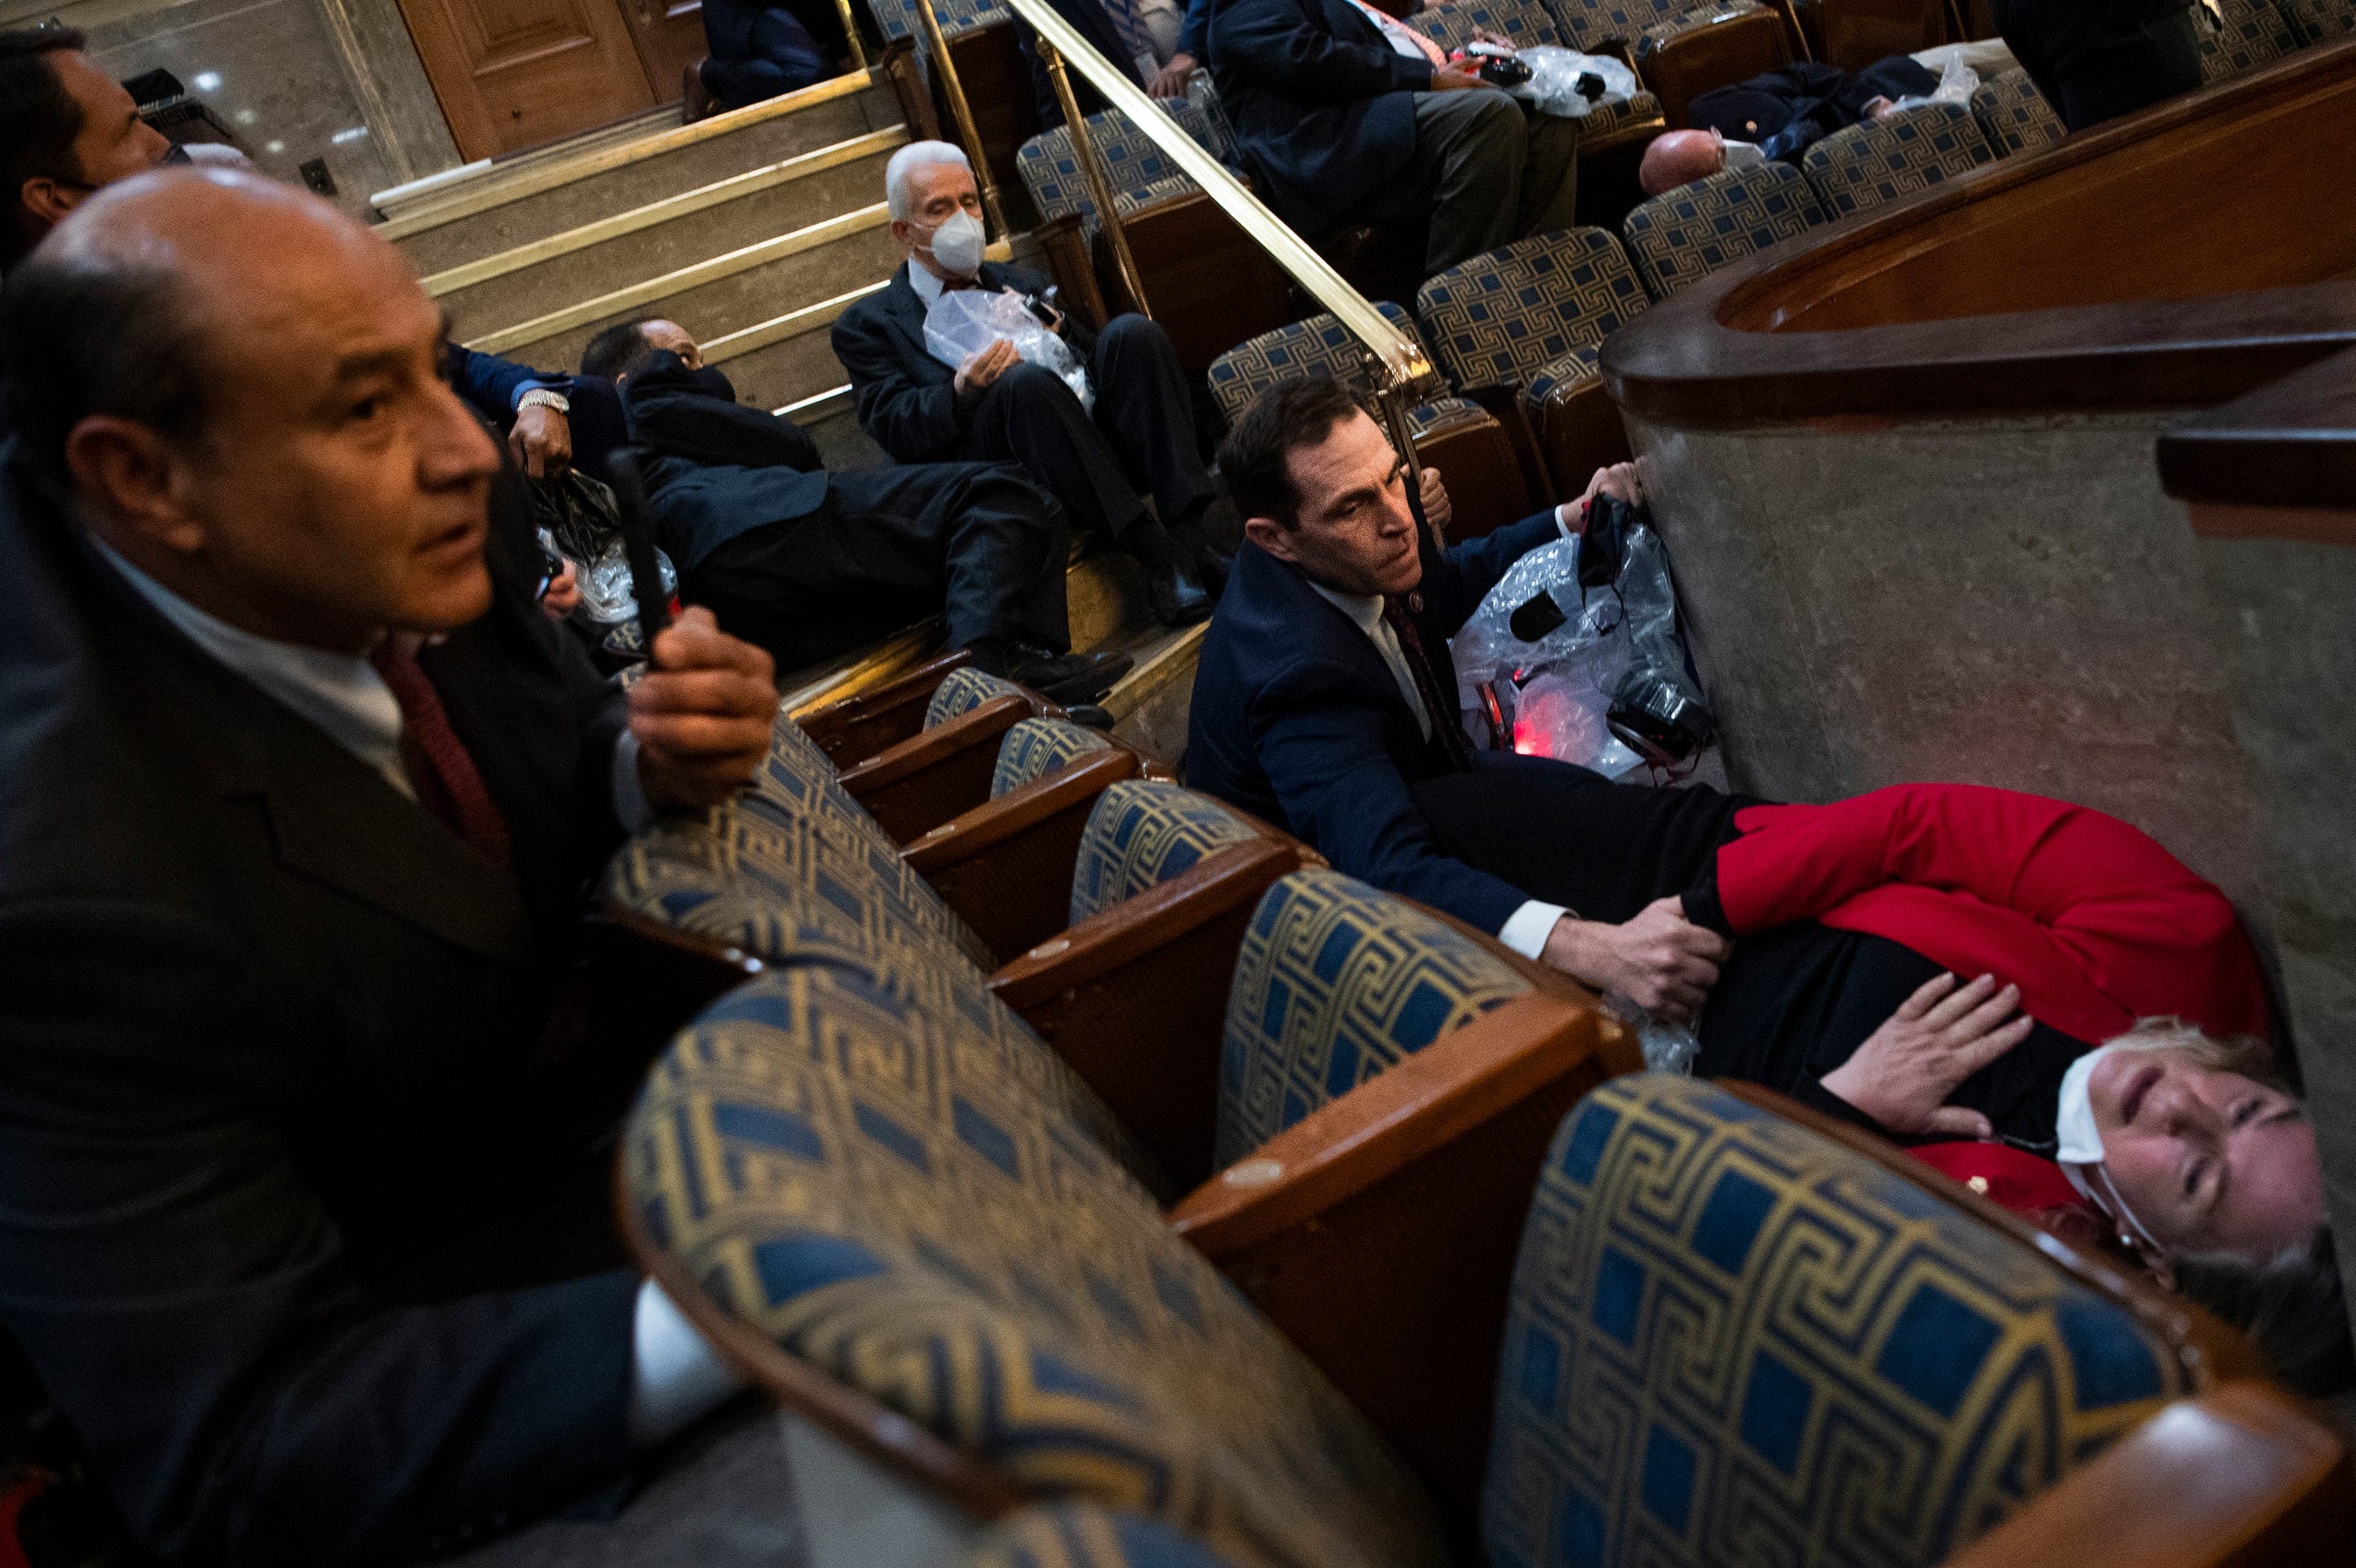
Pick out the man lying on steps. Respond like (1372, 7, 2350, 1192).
(585, 315, 1131, 708)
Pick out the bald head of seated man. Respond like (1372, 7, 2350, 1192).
(0, 168, 776, 1563)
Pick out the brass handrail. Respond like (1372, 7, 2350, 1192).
(1039, 42, 1153, 318)
(834, 0, 870, 71)
(996, 0, 1437, 398)
(909, 0, 1009, 237)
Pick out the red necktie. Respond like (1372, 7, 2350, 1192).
(370, 642, 513, 868)
(1383, 595, 1474, 771)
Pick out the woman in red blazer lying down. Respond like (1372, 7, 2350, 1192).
(1418, 776, 2325, 1278)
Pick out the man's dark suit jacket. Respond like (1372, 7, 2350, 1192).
(1686, 56, 1938, 144)
(621, 351, 829, 577)
(1185, 506, 1563, 935)
(0, 445, 647, 1563)
(1207, 0, 1433, 236)
(829, 258, 1088, 467)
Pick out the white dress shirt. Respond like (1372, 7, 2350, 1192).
(1303, 578, 1569, 960)
(94, 537, 652, 830)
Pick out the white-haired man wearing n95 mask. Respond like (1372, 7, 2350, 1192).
(830, 140, 1234, 632)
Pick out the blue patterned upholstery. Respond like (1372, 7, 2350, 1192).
(1416, 0, 1563, 51)
(928, 666, 1026, 728)
(626, 958, 1449, 1568)
(751, 708, 904, 852)
(2285, 0, 2356, 38)
(1206, 301, 1422, 419)
(992, 717, 1116, 798)
(1521, 343, 1599, 407)
(1067, 781, 1258, 924)
(1799, 102, 1991, 219)
(1414, 228, 1649, 409)
(606, 797, 999, 974)
(1543, 0, 1766, 49)
(868, 0, 1006, 42)
(1215, 869, 1532, 1166)
(1483, 1075, 2193, 1568)
(972, 1506, 1243, 1568)
(2199, 0, 2305, 78)
(1621, 160, 1826, 296)
(1968, 68, 2066, 158)
(1015, 99, 1232, 228)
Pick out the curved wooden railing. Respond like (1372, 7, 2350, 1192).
(1605, 38, 2356, 426)
(2160, 344, 2356, 538)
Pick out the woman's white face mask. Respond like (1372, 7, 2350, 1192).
(2055, 1040, 2170, 1254)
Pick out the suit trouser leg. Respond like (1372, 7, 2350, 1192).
(1515, 105, 1581, 240)
(1089, 314, 1217, 531)
(1991, 0, 2203, 131)
(958, 362, 1148, 545)
(685, 463, 1071, 666)
(1372, 88, 1525, 276)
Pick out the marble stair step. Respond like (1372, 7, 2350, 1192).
(382, 75, 901, 277)
(430, 132, 904, 344)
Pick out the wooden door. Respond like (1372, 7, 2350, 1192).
(619, 0, 709, 102)
(396, 0, 662, 160)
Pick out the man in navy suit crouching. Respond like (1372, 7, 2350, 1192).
(1186, 376, 1732, 1019)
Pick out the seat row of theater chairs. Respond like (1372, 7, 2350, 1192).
(599, 655, 2349, 1568)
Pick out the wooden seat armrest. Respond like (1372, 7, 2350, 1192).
(1035, 213, 1110, 334)
(1168, 993, 1641, 1521)
(1634, 8, 1793, 125)
(903, 748, 1141, 962)
(990, 836, 1305, 1186)
(1458, 380, 1560, 507)
(838, 694, 1032, 842)
(1941, 1382, 2354, 1568)
(552, 905, 768, 1081)
(797, 648, 973, 767)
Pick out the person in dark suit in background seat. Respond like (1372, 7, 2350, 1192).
(1207, 0, 1580, 278)
(1185, 376, 1732, 1017)
(1992, 0, 2204, 130)
(585, 315, 1130, 705)
(683, 0, 849, 118)
(831, 140, 1227, 629)
(0, 168, 782, 1563)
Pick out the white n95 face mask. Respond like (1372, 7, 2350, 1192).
(2055, 1039, 2173, 1254)
(1720, 139, 1767, 172)
(926, 210, 986, 279)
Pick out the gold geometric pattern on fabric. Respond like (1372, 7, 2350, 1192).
(1540, 0, 1757, 49)
(1066, 781, 1256, 925)
(1522, 343, 1600, 408)
(608, 839, 1162, 1188)
(2285, 0, 2356, 38)
(2197, 0, 2305, 78)
(929, 667, 1027, 729)
(1798, 101, 1992, 220)
(606, 795, 996, 973)
(1415, 0, 1563, 51)
(970, 1504, 1242, 1568)
(1205, 301, 1446, 425)
(1413, 227, 1649, 397)
(753, 708, 903, 858)
(1015, 98, 1234, 229)
(1621, 159, 1826, 297)
(1482, 1075, 2192, 1568)
(1215, 869, 1531, 1166)
(992, 718, 1116, 800)
(867, 0, 1005, 43)
(1967, 69, 2065, 159)
(626, 960, 1450, 1568)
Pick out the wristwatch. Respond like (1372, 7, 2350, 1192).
(516, 387, 572, 416)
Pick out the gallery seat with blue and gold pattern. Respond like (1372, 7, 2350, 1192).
(2285, 0, 2356, 38)
(1483, 1073, 2215, 1568)
(1967, 68, 2066, 159)
(624, 956, 1448, 1568)
(992, 718, 1119, 800)
(1015, 99, 1235, 239)
(1621, 159, 1827, 298)
(1066, 781, 1260, 927)
(1410, 0, 1668, 144)
(927, 667, 1030, 729)
(1798, 101, 1993, 220)
(2198, 0, 2308, 79)
(1412, 227, 1649, 500)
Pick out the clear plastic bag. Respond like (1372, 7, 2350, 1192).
(1447, 510, 1699, 775)
(1888, 54, 1979, 112)
(1510, 46, 1641, 118)
(924, 287, 1094, 411)
(579, 536, 677, 632)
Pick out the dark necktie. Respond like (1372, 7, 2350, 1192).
(1383, 595, 1474, 771)
(370, 642, 513, 868)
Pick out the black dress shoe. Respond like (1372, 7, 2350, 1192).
(1064, 703, 1115, 730)
(1149, 563, 1213, 626)
(1007, 647, 1134, 706)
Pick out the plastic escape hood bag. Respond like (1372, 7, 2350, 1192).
(1512, 47, 1641, 118)
(1888, 55, 1980, 112)
(924, 287, 1094, 411)
(1446, 517, 1687, 776)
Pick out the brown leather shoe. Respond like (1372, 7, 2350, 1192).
(681, 61, 715, 125)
